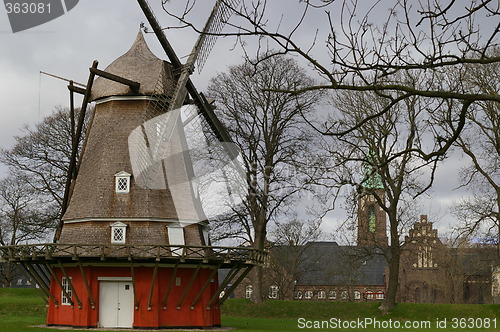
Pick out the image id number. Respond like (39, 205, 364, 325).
(5, 2, 51, 14)
(451, 318, 497, 329)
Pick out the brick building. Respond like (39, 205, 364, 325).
(229, 181, 499, 304)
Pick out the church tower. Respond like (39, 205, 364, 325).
(357, 152, 388, 247)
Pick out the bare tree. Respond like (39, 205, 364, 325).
(267, 218, 322, 300)
(0, 106, 92, 216)
(450, 56, 500, 258)
(158, 0, 498, 310)
(162, 0, 498, 162)
(326, 78, 436, 312)
(206, 54, 323, 303)
(0, 175, 57, 286)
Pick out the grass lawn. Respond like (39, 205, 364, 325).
(223, 299, 500, 331)
(1, 289, 499, 331)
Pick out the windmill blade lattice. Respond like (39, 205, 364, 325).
(196, 0, 241, 73)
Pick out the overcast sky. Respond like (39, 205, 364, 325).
(0, 0, 478, 240)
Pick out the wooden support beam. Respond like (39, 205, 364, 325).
(22, 263, 58, 307)
(90, 67, 140, 93)
(45, 263, 74, 307)
(177, 263, 201, 309)
(147, 263, 159, 311)
(130, 262, 139, 310)
(216, 265, 253, 307)
(57, 60, 99, 241)
(162, 262, 179, 310)
(33, 262, 51, 286)
(206, 264, 240, 310)
(77, 260, 95, 310)
(69, 83, 76, 182)
(57, 261, 82, 309)
(190, 264, 221, 310)
(67, 84, 86, 95)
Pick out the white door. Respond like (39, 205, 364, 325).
(99, 281, 134, 328)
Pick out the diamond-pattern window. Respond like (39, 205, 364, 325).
(111, 222, 127, 244)
(115, 171, 131, 193)
(113, 228, 125, 243)
(117, 178, 128, 191)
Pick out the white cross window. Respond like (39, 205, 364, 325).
(61, 277, 72, 305)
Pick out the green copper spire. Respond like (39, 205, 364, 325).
(362, 149, 384, 189)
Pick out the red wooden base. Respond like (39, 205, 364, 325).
(46, 265, 221, 328)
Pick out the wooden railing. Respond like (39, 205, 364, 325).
(0, 243, 267, 266)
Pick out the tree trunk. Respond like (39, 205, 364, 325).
(380, 245, 400, 314)
(251, 221, 267, 304)
(250, 266, 264, 304)
(5, 261, 13, 288)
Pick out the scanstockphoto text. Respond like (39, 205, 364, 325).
(297, 317, 498, 329)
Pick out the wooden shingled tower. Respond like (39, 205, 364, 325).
(0, 2, 265, 329)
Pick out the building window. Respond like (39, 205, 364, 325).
(376, 291, 385, 299)
(341, 291, 349, 300)
(368, 205, 376, 232)
(295, 291, 302, 299)
(115, 171, 131, 194)
(417, 245, 434, 268)
(61, 277, 72, 305)
(328, 291, 336, 300)
(354, 291, 361, 300)
(167, 225, 185, 256)
(269, 285, 279, 299)
(304, 291, 313, 299)
(110, 222, 127, 244)
(318, 290, 326, 299)
(245, 285, 253, 299)
(366, 290, 374, 299)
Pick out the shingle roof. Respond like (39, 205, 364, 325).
(90, 31, 175, 101)
(295, 242, 388, 286)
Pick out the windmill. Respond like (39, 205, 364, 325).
(1, 1, 266, 329)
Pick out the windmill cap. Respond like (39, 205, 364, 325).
(90, 31, 175, 101)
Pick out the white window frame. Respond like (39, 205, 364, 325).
(366, 290, 374, 299)
(318, 290, 326, 299)
(115, 171, 131, 194)
(328, 291, 336, 300)
(61, 277, 72, 305)
(354, 290, 361, 300)
(304, 291, 313, 299)
(167, 225, 185, 256)
(341, 291, 349, 300)
(268, 285, 279, 299)
(111, 221, 127, 244)
(295, 291, 303, 299)
(245, 285, 253, 299)
(376, 291, 385, 299)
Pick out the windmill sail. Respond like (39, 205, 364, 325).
(130, 0, 245, 221)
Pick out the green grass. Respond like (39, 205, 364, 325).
(223, 298, 500, 320)
(1, 289, 500, 331)
(222, 299, 500, 331)
(0, 288, 47, 331)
